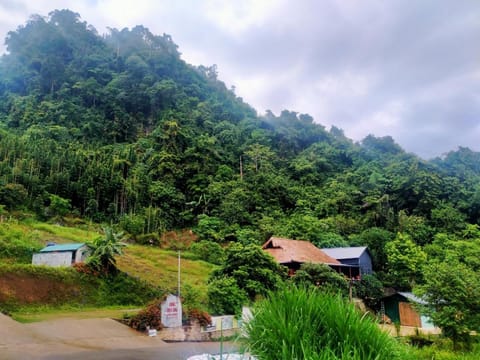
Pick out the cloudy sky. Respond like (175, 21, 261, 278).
(0, 0, 478, 159)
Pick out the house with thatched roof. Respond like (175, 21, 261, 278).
(262, 237, 360, 278)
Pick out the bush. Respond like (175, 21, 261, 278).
(47, 194, 71, 217)
(292, 263, 349, 296)
(127, 299, 163, 331)
(210, 243, 284, 301)
(207, 276, 248, 316)
(194, 215, 227, 242)
(119, 214, 145, 237)
(187, 308, 212, 327)
(0, 223, 42, 263)
(0, 183, 28, 210)
(244, 286, 409, 360)
(189, 240, 225, 264)
(353, 273, 384, 309)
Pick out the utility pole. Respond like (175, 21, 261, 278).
(178, 251, 181, 298)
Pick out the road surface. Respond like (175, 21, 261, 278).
(0, 314, 238, 359)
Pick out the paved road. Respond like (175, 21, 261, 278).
(0, 314, 239, 360)
(3, 341, 239, 360)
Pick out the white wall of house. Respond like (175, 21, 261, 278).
(74, 246, 89, 262)
(32, 252, 73, 267)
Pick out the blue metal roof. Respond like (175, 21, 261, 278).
(40, 243, 86, 252)
(321, 246, 368, 260)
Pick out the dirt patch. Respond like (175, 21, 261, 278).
(160, 229, 198, 249)
(0, 273, 83, 305)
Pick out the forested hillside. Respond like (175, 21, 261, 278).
(1, 10, 480, 288)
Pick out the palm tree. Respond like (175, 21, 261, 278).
(88, 226, 126, 274)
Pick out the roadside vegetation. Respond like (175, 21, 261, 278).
(243, 286, 480, 360)
(244, 286, 409, 360)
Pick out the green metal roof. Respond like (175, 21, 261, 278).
(40, 243, 86, 252)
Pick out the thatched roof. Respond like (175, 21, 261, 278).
(262, 237, 341, 265)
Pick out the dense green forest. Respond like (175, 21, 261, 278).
(1, 10, 480, 282)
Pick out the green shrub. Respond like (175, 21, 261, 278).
(292, 263, 349, 296)
(208, 276, 248, 316)
(353, 273, 384, 309)
(244, 286, 409, 360)
(0, 223, 42, 263)
(119, 213, 146, 236)
(210, 243, 284, 301)
(189, 240, 225, 264)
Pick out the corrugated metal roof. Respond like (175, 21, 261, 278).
(40, 243, 86, 252)
(262, 237, 341, 265)
(398, 292, 427, 305)
(321, 246, 368, 260)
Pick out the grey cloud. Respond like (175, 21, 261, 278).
(0, 0, 27, 12)
(204, 0, 480, 158)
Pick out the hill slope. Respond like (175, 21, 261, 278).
(0, 9, 480, 285)
(0, 218, 212, 312)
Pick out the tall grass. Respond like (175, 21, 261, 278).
(116, 244, 214, 301)
(0, 222, 43, 263)
(244, 286, 410, 360)
(25, 220, 99, 243)
(410, 341, 480, 360)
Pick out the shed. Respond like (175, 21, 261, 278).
(32, 243, 90, 267)
(382, 292, 434, 329)
(321, 246, 373, 275)
(262, 237, 359, 278)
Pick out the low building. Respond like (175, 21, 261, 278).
(382, 292, 434, 329)
(32, 243, 90, 267)
(321, 246, 373, 275)
(262, 237, 360, 278)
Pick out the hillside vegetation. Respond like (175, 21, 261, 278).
(1, 8, 480, 355)
(1, 10, 480, 246)
(0, 217, 212, 314)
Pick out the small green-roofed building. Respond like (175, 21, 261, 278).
(39, 243, 86, 253)
(33, 243, 90, 267)
(382, 292, 435, 329)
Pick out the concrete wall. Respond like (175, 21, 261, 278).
(379, 324, 441, 336)
(158, 320, 239, 341)
(74, 246, 90, 263)
(32, 252, 73, 267)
